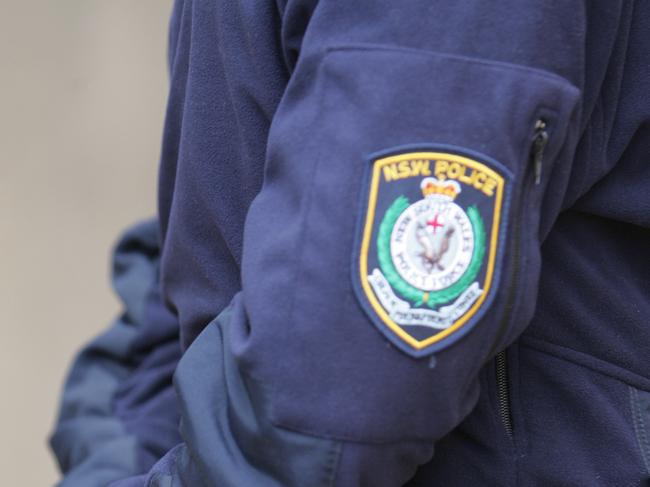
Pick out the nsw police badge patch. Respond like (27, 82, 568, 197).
(352, 147, 511, 357)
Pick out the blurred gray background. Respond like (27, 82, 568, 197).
(0, 1, 173, 484)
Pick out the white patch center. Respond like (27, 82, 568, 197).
(390, 198, 474, 291)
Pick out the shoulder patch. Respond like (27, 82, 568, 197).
(352, 146, 512, 357)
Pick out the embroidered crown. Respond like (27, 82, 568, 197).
(420, 177, 461, 201)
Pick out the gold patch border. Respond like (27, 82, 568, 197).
(359, 151, 505, 350)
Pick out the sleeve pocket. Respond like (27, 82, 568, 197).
(238, 44, 581, 443)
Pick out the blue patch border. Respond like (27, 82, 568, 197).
(350, 143, 513, 358)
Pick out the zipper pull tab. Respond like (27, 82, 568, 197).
(531, 119, 548, 185)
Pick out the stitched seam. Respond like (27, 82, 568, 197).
(283, 55, 328, 335)
(325, 441, 343, 487)
(323, 44, 579, 90)
(267, 55, 328, 424)
(488, 105, 553, 355)
(485, 105, 554, 360)
(269, 417, 436, 445)
(520, 336, 650, 390)
(630, 387, 650, 476)
(602, 0, 635, 163)
(512, 343, 523, 487)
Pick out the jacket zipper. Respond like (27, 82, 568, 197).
(495, 350, 513, 436)
(531, 119, 549, 185)
(494, 118, 549, 438)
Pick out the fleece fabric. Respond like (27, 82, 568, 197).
(51, 0, 650, 485)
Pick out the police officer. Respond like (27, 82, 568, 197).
(51, 0, 650, 485)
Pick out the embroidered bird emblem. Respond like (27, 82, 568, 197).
(416, 219, 455, 273)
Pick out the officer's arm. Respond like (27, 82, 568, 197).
(121, 1, 586, 485)
(50, 220, 182, 487)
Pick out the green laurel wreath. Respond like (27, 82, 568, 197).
(376, 196, 486, 308)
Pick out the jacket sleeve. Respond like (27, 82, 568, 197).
(49, 220, 182, 487)
(118, 1, 587, 485)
